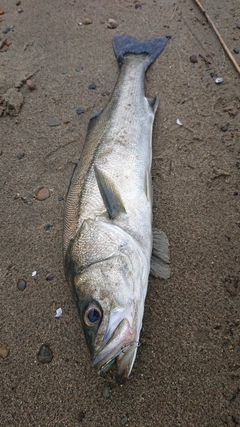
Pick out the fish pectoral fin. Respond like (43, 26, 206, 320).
(150, 229, 171, 279)
(147, 94, 159, 114)
(94, 165, 126, 220)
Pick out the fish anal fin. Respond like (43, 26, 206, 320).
(148, 94, 159, 114)
(151, 229, 171, 279)
(94, 165, 126, 220)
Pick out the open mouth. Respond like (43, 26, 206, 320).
(92, 318, 140, 379)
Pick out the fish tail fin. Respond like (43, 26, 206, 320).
(112, 34, 170, 69)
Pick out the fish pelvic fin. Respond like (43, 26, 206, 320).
(94, 165, 126, 220)
(112, 34, 170, 69)
(151, 229, 171, 279)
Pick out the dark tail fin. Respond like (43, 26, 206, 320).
(112, 34, 170, 69)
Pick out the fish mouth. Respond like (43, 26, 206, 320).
(93, 318, 140, 380)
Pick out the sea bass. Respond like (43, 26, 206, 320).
(63, 34, 170, 381)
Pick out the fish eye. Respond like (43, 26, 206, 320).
(84, 304, 102, 327)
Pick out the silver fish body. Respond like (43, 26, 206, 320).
(63, 34, 170, 381)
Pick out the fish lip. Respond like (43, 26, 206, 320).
(92, 318, 139, 377)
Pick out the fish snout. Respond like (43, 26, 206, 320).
(92, 318, 139, 379)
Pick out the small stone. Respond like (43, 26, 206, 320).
(76, 108, 85, 115)
(236, 161, 240, 170)
(16, 1, 21, 5)
(233, 191, 238, 196)
(107, 18, 118, 29)
(0, 344, 10, 359)
(46, 273, 54, 281)
(75, 66, 83, 72)
(58, 195, 64, 201)
(36, 187, 50, 201)
(44, 224, 52, 231)
(0, 8, 4, 15)
(121, 415, 128, 425)
(237, 24, 240, 29)
(82, 18, 92, 25)
(17, 152, 25, 159)
(89, 83, 96, 89)
(190, 54, 198, 63)
(215, 77, 223, 84)
(103, 386, 111, 398)
(17, 279, 26, 291)
(3, 27, 11, 34)
(26, 79, 36, 90)
(37, 344, 53, 363)
(220, 124, 229, 132)
(233, 48, 239, 54)
(78, 411, 86, 422)
(18, 8, 24, 13)
(5, 40, 12, 47)
(48, 118, 61, 126)
(63, 119, 70, 124)
(135, 3, 142, 9)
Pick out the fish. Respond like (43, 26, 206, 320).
(63, 34, 170, 381)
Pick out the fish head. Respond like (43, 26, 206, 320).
(73, 249, 148, 381)
(65, 219, 150, 381)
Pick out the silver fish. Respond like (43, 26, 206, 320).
(63, 34, 170, 381)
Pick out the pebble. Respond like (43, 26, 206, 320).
(0, 344, 10, 359)
(18, 8, 24, 13)
(17, 279, 26, 291)
(44, 224, 52, 231)
(26, 79, 36, 90)
(48, 117, 61, 126)
(46, 273, 54, 281)
(55, 307, 63, 318)
(17, 152, 25, 159)
(107, 18, 118, 29)
(16, 1, 21, 5)
(0, 8, 4, 15)
(3, 27, 11, 34)
(236, 24, 240, 29)
(75, 66, 83, 72)
(121, 415, 128, 425)
(233, 48, 239, 54)
(32, 271, 37, 277)
(135, 3, 142, 9)
(82, 18, 92, 25)
(103, 386, 111, 398)
(76, 108, 85, 115)
(37, 344, 53, 363)
(36, 187, 50, 201)
(78, 411, 86, 422)
(190, 54, 198, 63)
(88, 83, 96, 89)
(215, 77, 223, 84)
(220, 124, 229, 132)
(58, 195, 64, 201)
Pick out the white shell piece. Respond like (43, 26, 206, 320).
(176, 118, 182, 126)
(215, 77, 223, 84)
(55, 307, 63, 318)
(32, 271, 37, 277)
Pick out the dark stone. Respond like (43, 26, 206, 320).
(135, 3, 142, 9)
(44, 224, 52, 231)
(233, 48, 239, 54)
(3, 27, 10, 34)
(76, 108, 85, 115)
(17, 152, 25, 159)
(58, 195, 64, 201)
(37, 344, 53, 363)
(75, 67, 83, 72)
(220, 124, 229, 132)
(46, 273, 54, 281)
(17, 279, 26, 291)
(88, 83, 96, 89)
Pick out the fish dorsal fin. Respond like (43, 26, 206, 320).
(151, 229, 171, 279)
(148, 94, 159, 114)
(94, 165, 126, 220)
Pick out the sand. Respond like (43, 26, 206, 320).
(0, 0, 240, 425)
